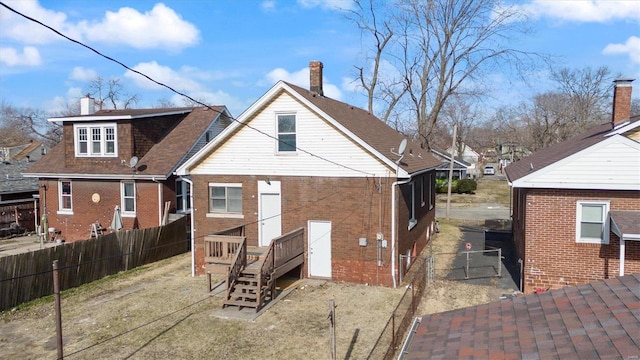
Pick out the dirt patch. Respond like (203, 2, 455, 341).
(0, 253, 404, 360)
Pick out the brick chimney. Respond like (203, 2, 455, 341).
(309, 61, 323, 96)
(80, 94, 95, 115)
(612, 78, 634, 127)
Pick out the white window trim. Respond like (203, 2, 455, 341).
(74, 123, 118, 157)
(121, 181, 136, 217)
(207, 182, 243, 217)
(175, 180, 191, 214)
(420, 176, 426, 207)
(57, 180, 73, 215)
(275, 113, 297, 154)
(408, 181, 417, 230)
(575, 200, 610, 244)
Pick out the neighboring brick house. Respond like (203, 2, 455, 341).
(505, 79, 640, 293)
(176, 61, 441, 287)
(23, 97, 232, 241)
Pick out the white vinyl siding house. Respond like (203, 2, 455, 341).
(189, 95, 393, 178)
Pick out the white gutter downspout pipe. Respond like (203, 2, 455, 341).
(180, 177, 196, 277)
(391, 178, 411, 288)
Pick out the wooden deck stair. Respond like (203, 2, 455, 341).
(210, 227, 305, 312)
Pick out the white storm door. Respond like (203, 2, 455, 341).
(258, 181, 281, 247)
(308, 220, 332, 278)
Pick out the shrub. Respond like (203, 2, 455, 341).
(456, 178, 477, 194)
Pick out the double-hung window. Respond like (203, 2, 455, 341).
(75, 124, 117, 157)
(121, 181, 136, 217)
(208, 183, 242, 218)
(277, 114, 296, 152)
(576, 201, 609, 244)
(58, 180, 73, 214)
(408, 181, 417, 230)
(176, 180, 191, 212)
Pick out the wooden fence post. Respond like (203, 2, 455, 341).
(53, 260, 63, 360)
(329, 300, 336, 360)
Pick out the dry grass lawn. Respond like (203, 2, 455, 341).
(437, 178, 510, 206)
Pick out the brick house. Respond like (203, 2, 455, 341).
(505, 79, 640, 293)
(24, 98, 232, 242)
(176, 61, 441, 287)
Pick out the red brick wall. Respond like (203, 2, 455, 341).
(39, 178, 164, 241)
(518, 188, 640, 293)
(191, 173, 436, 286)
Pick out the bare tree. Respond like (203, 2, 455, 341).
(87, 76, 140, 110)
(351, 0, 544, 149)
(439, 95, 480, 156)
(0, 101, 63, 146)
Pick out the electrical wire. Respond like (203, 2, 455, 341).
(0, 1, 377, 177)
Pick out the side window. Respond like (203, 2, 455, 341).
(58, 180, 73, 214)
(121, 181, 136, 216)
(277, 114, 296, 152)
(408, 181, 417, 230)
(576, 201, 609, 244)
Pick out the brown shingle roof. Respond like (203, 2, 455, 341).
(26, 106, 224, 178)
(285, 82, 441, 174)
(611, 210, 640, 238)
(405, 273, 640, 359)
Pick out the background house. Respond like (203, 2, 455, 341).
(0, 160, 39, 233)
(431, 148, 472, 179)
(505, 79, 640, 293)
(0, 141, 48, 163)
(24, 97, 232, 241)
(176, 61, 442, 287)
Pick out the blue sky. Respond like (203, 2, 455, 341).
(1, 0, 638, 117)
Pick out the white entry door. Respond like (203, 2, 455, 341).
(308, 220, 332, 278)
(259, 181, 281, 247)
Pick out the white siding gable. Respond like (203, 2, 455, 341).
(512, 135, 640, 190)
(190, 92, 393, 177)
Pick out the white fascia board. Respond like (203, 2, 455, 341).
(511, 135, 640, 189)
(22, 172, 167, 181)
(280, 83, 405, 174)
(48, 109, 193, 123)
(605, 119, 640, 137)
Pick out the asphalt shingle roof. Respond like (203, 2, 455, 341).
(0, 161, 39, 194)
(25, 106, 225, 178)
(285, 82, 441, 174)
(405, 273, 640, 359)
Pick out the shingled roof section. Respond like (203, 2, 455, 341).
(25, 106, 225, 178)
(404, 273, 640, 359)
(285, 82, 441, 175)
(505, 115, 640, 183)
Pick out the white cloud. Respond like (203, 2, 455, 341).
(69, 66, 98, 81)
(510, 0, 640, 22)
(0, 0, 80, 44)
(261, 1, 276, 11)
(0, 46, 41, 66)
(297, 0, 353, 11)
(78, 3, 199, 51)
(263, 66, 342, 100)
(603, 36, 640, 64)
(124, 61, 203, 92)
(1, 1, 199, 51)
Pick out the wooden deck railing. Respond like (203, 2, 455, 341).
(225, 237, 247, 300)
(273, 227, 305, 277)
(258, 241, 275, 311)
(204, 225, 246, 265)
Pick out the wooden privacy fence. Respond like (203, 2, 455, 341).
(0, 216, 188, 311)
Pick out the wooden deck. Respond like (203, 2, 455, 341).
(205, 226, 305, 312)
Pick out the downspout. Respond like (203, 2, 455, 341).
(180, 177, 196, 277)
(151, 177, 163, 225)
(391, 178, 411, 288)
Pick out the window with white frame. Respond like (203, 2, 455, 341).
(121, 181, 136, 216)
(576, 201, 609, 244)
(175, 180, 191, 212)
(420, 175, 425, 207)
(74, 124, 117, 157)
(58, 180, 72, 213)
(429, 173, 435, 210)
(208, 183, 242, 214)
(408, 181, 417, 230)
(277, 114, 296, 152)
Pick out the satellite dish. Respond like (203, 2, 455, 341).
(397, 139, 407, 156)
(129, 156, 139, 168)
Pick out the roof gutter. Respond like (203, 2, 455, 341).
(22, 173, 168, 181)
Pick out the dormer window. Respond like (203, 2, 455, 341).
(74, 124, 117, 157)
